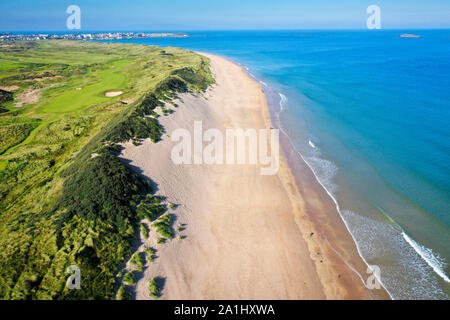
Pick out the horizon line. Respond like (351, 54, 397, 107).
(1, 27, 450, 33)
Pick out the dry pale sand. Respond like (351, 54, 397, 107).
(0, 85, 19, 91)
(14, 88, 41, 107)
(119, 53, 389, 300)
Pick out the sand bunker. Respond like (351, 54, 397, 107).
(14, 89, 41, 107)
(105, 91, 123, 97)
(0, 86, 20, 92)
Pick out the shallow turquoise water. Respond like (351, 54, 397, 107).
(103, 30, 450, 299)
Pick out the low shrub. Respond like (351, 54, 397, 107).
(123, 272, 134, 285)
(152, 214, 174, 239)
(116, 285, 132, 300)
(130, 252, 144, 272)
(137, 201, 166, 221)
(140, 223, 148, 239)
(144, 248, 155, 262)
(149, 278, 160, 299)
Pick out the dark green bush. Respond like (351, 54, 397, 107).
(149, 277, 160, 299)
(56, 153, 151, 231)
(137, 201, 166, 222)
(0, 89, 13, 106)
(130, 252, 144, 272)
(123, 272, 134, 285)
(155, 76, 187, 97)
(152, 214, 174, 239)
(116, 285, 132, 300)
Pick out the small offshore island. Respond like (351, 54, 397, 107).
(400, 34, 423, 38)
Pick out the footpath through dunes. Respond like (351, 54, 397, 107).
(120, 53, 388, 299)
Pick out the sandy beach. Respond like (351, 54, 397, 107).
(119, 53, 390, 300)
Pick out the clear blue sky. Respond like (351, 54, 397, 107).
(1, 0, 449, 31)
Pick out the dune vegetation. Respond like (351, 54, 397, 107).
(0, 40, 213, 299)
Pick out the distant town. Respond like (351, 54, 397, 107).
(0, 32, 190, 42)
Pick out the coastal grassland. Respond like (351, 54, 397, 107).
(38, 59, 130, 114)
(0, 40, 213, 299)
(0, 118, 40, 154)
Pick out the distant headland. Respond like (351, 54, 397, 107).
(0, 32, 190, 42)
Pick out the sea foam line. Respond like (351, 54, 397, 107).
(239, 64, 385, 295)
(268, 90, 392, 297)
(259, 80, 268, 87)
(288, 112, 450, 297)
(308, 140, 317, 150)
(402, 232, 450, 283)
(279, 93, 287, 112)
(298, 151, 393, 298)
(275, 89, 450, 297)
(271, 90, 394, 299)
(246, 64, 447, 298)
(377, 204, 450, 284)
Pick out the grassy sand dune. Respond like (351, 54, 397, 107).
(0, 41, 212, 299)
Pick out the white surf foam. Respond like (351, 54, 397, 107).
(252, 81, 448, 299)
(279, 93, 287, 112)
(342, 210, 448, 299)
(402, 232, 450, 283)
(308, 140, 317, 150)
(302, 148, 449, 299)
(270, 98, 382, 294)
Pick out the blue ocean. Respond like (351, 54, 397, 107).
(103, 30, 450, 299)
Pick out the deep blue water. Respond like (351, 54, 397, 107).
(101, 30, 450, 299)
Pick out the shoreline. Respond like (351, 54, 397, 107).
(237, 58, 390, 299)
(237, 57, 393, 299)
(119, 52, 390, 299)
(248, 59, 449, 299)
(252, 59, 391, 300)
(267, 93, 392, 299)
(259, 84, 393, 299)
